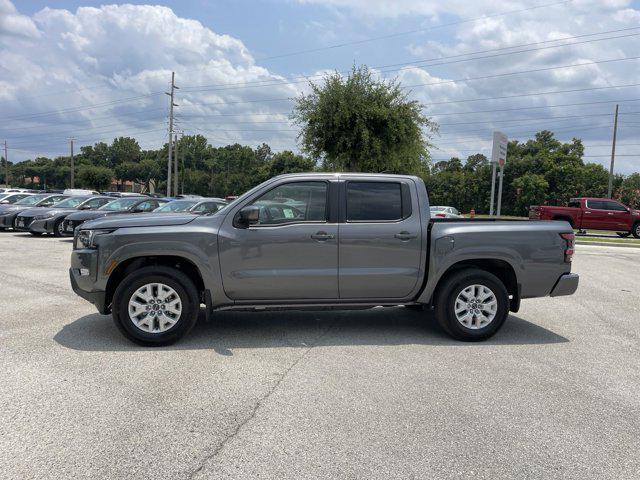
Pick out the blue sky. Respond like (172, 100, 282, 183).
(2, 0, 640, 173)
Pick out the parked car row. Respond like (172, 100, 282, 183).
(0, 193, 227, 237)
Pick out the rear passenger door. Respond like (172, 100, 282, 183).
(338, 179, 422, 299)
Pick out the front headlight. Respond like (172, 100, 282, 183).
(74, 229, 114, 249)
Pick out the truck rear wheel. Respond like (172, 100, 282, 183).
(112, 266, 200, 346)
(633, 223, 640, 239)
(435, 268, 509, 341)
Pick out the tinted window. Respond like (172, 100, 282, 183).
(40, 195, 67, 207)
(347, 182, 402, 221)
(192, 202, 221, 214)
(80, 197, 110, 209)
(99, 198, 142, 211)
(135, 201, 157, 212)
(53, 197, 88, 209)
(602, 200, 627, 212)
(250, 182, 327, 225)
(155, 200, 197, 213)
(586, 200, 605, 210)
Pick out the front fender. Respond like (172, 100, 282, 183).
(95, 223, 230, 306)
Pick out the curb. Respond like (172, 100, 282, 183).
(576, 241, 640, 249)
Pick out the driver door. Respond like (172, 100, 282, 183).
(218, 180, 338, 301)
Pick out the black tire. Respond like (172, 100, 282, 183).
(112, 266, 200, 346)
(434, 268, 509, 341)
(616, 231, 631, 238)
(29, 232, 43, 236)
(633, 223, 640, 239)
(53, 218, 65, 237)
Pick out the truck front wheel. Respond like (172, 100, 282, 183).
(435, 268, 509, 341)
(633, 223, 640, 239)
(112, 266, 200, 346)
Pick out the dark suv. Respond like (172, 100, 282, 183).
(62, 197, 168, 235)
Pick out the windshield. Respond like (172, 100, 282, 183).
(52, 197, 88, 209)
(154, 200, 197, 213)
(16, 194, 49, 205)
(98, 198, 141, 211)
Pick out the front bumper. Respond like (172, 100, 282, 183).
(27, 218, 56, 234)
(14, 216, 35, 231)
(0, 213, 17, 228)
(550, 273, 579, 297)
(69, 248, 109, 314)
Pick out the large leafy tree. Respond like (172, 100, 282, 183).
(109, 137, 141, 167)
(292, 65, 436, 174)
(77, 165, 114, 191)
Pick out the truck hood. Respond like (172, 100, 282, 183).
(82, 213, 196, 230)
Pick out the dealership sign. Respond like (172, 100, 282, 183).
(491, 131, 508, 167)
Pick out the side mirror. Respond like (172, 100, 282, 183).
(78, 204, 91, 210)
(237, 206, 260, 227)
(0, 200, 8, 204)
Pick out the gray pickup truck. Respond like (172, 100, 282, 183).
(70, 173, 578, 346)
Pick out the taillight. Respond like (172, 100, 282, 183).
(435, 212, 446, 217)
(560, 232, 575, 263)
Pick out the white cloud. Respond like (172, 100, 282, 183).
(0, 2, 302, 160)
(1, 0, 639, 173)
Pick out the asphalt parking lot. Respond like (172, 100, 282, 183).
(1, 232, 639, 480)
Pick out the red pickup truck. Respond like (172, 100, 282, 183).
(530, 197, 640, 238)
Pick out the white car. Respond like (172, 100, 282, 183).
(430, 206, 463, 218)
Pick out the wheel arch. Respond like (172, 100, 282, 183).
(431, 259, 519, 312)
(105, 255, 207, 313)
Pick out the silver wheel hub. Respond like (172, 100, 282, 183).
(454, 284, 498, 330)
(128, 283, 182, 333)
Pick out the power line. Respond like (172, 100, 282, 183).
(402, 55, 640, 90)
(250, 0, 574, 62)
(0, 92, 163, 123)
(182, 29, 640, 93)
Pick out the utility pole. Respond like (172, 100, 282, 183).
(69, 137, 75, 188)
(607, 103, 619, 198)
(165, 72, 179, 197)
(3, 140, 8, 187)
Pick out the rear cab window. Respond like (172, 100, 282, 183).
(346, 181, 410, 221)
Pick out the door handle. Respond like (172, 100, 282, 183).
(607, 212, 614, 215)
(394, 231, 417, 241)
(584, 211, 591, 214)
(311, 231, 335, 241)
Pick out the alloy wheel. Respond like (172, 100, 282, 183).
(127, 282, 182, 333)
(454, 284, 498, 329)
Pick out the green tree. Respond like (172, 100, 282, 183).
(77, 165, 114, 191)
(618, 173, 640, 209)
(292, 65, 436, 174)
(512, 173, 549, 215)
(109, 137, 141, 168)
